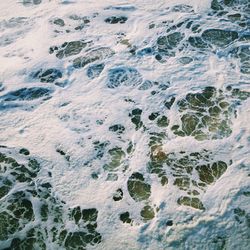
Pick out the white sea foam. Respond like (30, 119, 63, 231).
(0, 0, 249, 249)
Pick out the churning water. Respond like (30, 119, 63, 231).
(0, 0, 249, 249)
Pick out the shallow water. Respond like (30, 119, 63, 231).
(0, 0, 249, 249)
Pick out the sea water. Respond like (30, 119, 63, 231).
(0, 0, 249, 249)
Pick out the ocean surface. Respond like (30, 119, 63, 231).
(0, 0, 249, 249)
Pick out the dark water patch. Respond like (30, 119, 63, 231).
(75, 22, 91, 31)
(129, 108, 143, 130)
(22, 0, 42, 6)
(19, 148, 30, 156)
(127, 172, 151, 202)
(107, 67, 142, 88)
(196, 161, 228, 185)
(164, 96, 176, 109)
(0, 87, 52, 102)
(120, 212, 132, 224)
(105, 5, 136, 11)
(106, 173, 118, 181)
(0, 103, 21, 111)
(227, 13, 242, 21)
(147, 136, 168, 187)
(138, 80, 155, 90)
(87, 64, 104, 79)
(140, 205, 155, 220)
(51, 15, 91, 34)
(56, 148, 70, 162)
(103, 147, 125, 171)
(148, 112, 160, 121)
(137, 47, 154, 57)
(177, 196, 205, 210)
(231, 88, 250, 100)
(69, 14, 91, 22)
(179, 57, 193, 64)
(188, 36, 209, 49)
(171, 4, 194, 13)
(156, 116, 169, 127)
(211, 0, 224, 11)
(60, 0, 76, 4)
(201, 29, 238, 47)
(109, 124, 125, 135)
(156, 32, 184, 57)
(230, 45, 250, 74)
(212, 0, 250, 9)
(113, 188, 123, 201)
(31, 68, 63, 83)
(73, 47, 114, 69)
(93, 140, 110, 160)
(233, 207, 249, 225)
(166, 220, 173, 226)
(49, 40, 88, 59)
(105, 16, 128, 24)
(53, 18, 65, 27)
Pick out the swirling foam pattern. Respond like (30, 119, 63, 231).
(0, 0, 249, 249)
